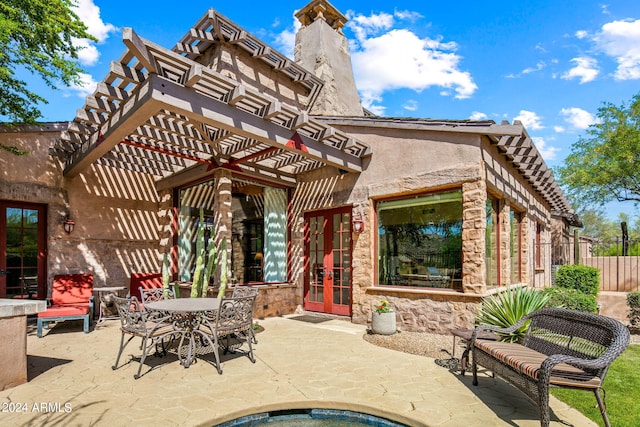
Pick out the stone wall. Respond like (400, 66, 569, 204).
(252, 284, 298, 319)
(354, 291, 481, 334)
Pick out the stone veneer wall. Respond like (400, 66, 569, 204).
(461, 180, 487, 294)
(354, 291, 481, 334)
(252, 285, 298, 319)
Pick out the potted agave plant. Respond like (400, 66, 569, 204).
(371, 299, 396, 335)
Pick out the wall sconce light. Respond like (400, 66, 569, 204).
(63, 217, 75, 234)
(352, 211, 365, 233)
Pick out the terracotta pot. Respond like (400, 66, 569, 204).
(371, 311, 396, 335)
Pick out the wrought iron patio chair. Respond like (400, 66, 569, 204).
(111, 296, 175, 379)
(200, 295, 257, 374)
(230, 285, 258, 343)
(231, 284, 258, 298)
(138, 286, 176, 319)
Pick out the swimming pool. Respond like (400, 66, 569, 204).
(215, 408, 410, 426)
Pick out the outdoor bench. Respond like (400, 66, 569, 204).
(470, 308, 630, 427)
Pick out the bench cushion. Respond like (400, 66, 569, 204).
(475, 340, 602, 388)
(51, 274, 94, 305)
(38, 304, 91, 318)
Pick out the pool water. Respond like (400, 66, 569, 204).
(216, 409, 408, 427)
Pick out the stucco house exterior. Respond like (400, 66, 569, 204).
(0, 0, 576, 334)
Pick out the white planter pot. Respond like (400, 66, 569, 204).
(371, 311, 396, 335)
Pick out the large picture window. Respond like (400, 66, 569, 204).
(377, 191, 462, 289)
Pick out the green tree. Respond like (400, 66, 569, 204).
(557, 92, 640, 205)
(575, 207, 618, 240)
(0, 0, 96, 125)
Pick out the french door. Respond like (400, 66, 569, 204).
(304, 207, 352, 316)
(0, 201, 47, 299)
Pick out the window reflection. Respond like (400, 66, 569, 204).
(377, 191, 462, 289)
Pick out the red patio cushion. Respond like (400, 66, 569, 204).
(38, 304, 91, 318)
(129, 272, 162, 302)
(51, 274, 94, 305)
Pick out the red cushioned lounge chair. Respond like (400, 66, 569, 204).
(37, 274, 94, 337)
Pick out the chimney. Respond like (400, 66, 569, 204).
(294, 0, 364, 116)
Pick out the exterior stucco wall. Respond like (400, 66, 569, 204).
(1, 127, 162, 292)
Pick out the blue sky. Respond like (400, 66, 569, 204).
(14, 0, 640, 221)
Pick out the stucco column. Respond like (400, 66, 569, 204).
(461, 180, 487, 294)
(158, 188, 174, 267)
(213, 169, 233, 282)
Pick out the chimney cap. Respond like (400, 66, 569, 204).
(295, 0, 347, 31)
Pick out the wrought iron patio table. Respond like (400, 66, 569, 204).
(145, 298, 220, 368)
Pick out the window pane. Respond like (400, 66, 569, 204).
(485, 198, 498, 287)
(377, 191, 462, 289)
(510, 210, 521, 284)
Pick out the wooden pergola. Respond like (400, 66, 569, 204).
(57, 7, 571, 216)
(58, 10, 371, 190)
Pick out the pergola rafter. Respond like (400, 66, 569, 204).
(59, 20, 371, 188)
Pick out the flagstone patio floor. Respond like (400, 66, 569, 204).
(0, 315, 596, 427)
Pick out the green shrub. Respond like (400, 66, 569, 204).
(543, 287, 598, 313)
(628, 291, 640, 330)
(554, 265, 600, 296)
(475, 286, 550, 343)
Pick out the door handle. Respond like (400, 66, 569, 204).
(324, 267, 333, 279)
(0, 269, 6, 276)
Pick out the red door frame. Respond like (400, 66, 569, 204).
(0, 201, 47, 299)
(303, 206, 352, 316)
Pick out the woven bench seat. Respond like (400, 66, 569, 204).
(475, 340, 601, 389)
(470, 308, 629, 427)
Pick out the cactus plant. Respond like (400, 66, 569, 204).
(188, 207, 228, 298)
(217, 239, 228, 299)
(162, 252, 171, 299)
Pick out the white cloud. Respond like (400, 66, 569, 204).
(593, 19, 640, 80)
(469, 111, 488, 120)
(403, 100, 418, 112)
(349, 27, 477, 110)
(71, 0, 118, 66)
(561, 57, 599, 83)
(74, 0, 117, 41)
(513, 110, 544, 130)
(346, 11, 394, 41)
(575, 30, 589, 39)
(554, 125, 566, 133)
(68, 73, 99, 98)
(394, 10, 423, 21)
(522, 61, 546, 74)
(274, 9, 476, 113)
(532, 136, 559, 161)
(560, 107, 597, 129)
(273, 17, 300, 58)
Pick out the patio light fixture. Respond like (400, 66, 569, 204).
(352, 211, 365, 233)
(63, 217, 75, 234)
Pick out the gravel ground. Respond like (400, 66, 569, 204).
(363, 328, 640, 360)
(363, 329, 460, 359)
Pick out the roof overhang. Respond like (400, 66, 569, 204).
(317, 116, 574, 214)
(59, 18, 370, 189)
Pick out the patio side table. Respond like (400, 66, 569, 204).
(450, 328, 498, 376)
(94, 286, 127, 324)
